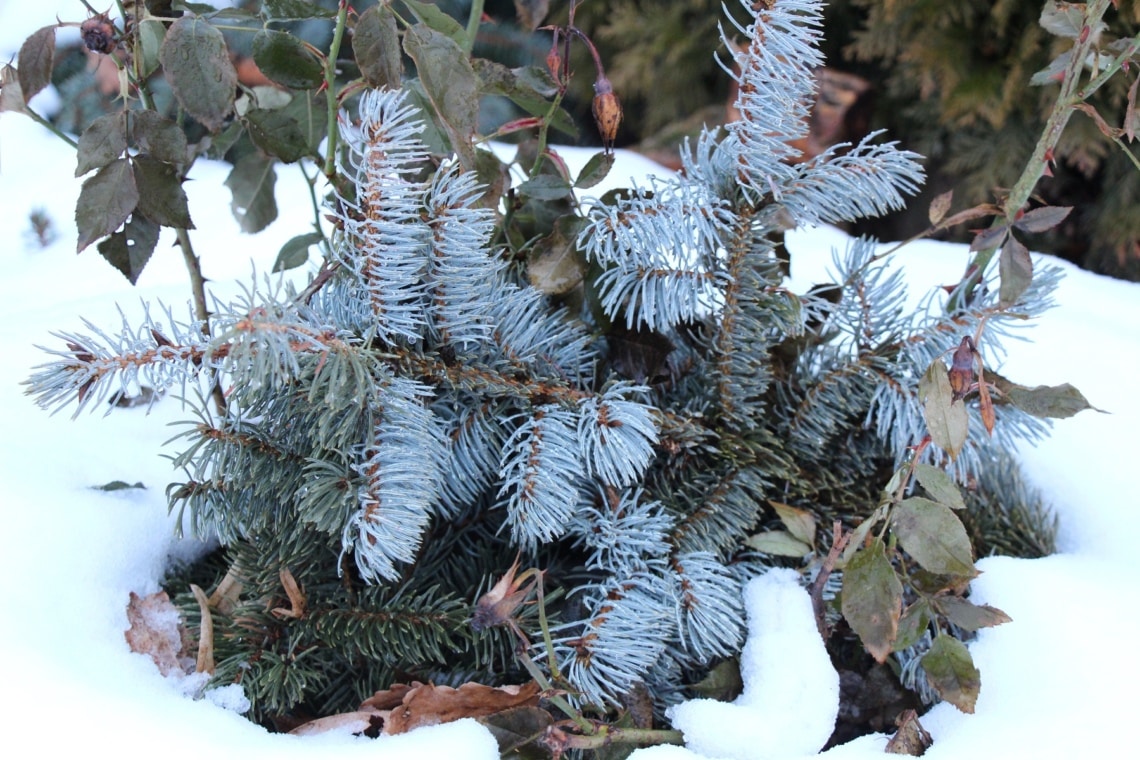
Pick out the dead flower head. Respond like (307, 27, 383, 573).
(471, 555, 540, 633)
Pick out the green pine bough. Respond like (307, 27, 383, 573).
(16, 0, 1102, 748)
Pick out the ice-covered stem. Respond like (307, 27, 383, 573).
(957, 0, 1128, 304)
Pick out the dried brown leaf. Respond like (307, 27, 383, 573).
(933, 596, 1012, 631)
(379, 681, 542, 735)
(936, 204, 1001, 230)
(1074, 102, 1119, 139)
(768, 500, 817, 547)
(361, 683, 418, 711)
(928, 190, 952, 225)
(124, 590, 194, 676)
(978, 371, 995, 436)
(885, 709, 933, 755)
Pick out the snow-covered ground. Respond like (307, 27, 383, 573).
(2, 4, 1139, 758)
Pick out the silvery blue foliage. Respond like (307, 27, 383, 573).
(21, 0, 1059, 713)
(344, 375, 446, 583)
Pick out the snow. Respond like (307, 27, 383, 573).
(665, 570, 840, 760)
(3, 4, 1140, 758)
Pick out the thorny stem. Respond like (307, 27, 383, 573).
(874, 437, 930, 543)
(563, 726, 685, 751)
(20, 107, 78, 148)
(175, 228, 225, 413)
(176, 229, 210, 334)
(1077, 32, 1140, 98)
(955, 0, 1120, 306)
(512, 570, 596, 736)
(1003, 0, 1117, 215)
(1112, 133, 1140, 173)
(809, 520, 850, 640)
(322, 1, 350, 179)
(296, 260, 341, 305)
(530, 89, 568, 175)
(464, 0, 485, 55)
(298, 159, 324, 232)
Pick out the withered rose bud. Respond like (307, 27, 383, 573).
(591, 75, 622, 153)
(81, 15, 118, 55)
(545, 28, 564, 91)
(948, 336, 976, 402)
(471, 556, 537, 632)
(546, 46, 563, 89)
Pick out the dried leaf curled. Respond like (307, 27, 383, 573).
(928, 190, 952, 225)
(365, 681, 542, 735)
(190, 583, 215, 674)
(271, 567, 306, 619)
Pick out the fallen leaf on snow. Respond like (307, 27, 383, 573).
(885, 709, 933, 755)
(124, 590, 194, 676)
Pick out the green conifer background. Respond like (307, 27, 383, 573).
(554, 0, 1140, 279)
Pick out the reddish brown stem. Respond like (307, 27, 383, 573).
(810, 520, 850, 640)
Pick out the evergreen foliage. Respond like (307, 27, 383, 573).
(550, 0, 1140, 279)
(22, 0, 1076, 737)
(842, 0, 1140, 279)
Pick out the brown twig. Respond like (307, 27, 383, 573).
(810, 519, 850, 640)
(296, 258, 342, 305)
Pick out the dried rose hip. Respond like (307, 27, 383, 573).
(81, 15, 117, 55)
(591, 75, 622, 153)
